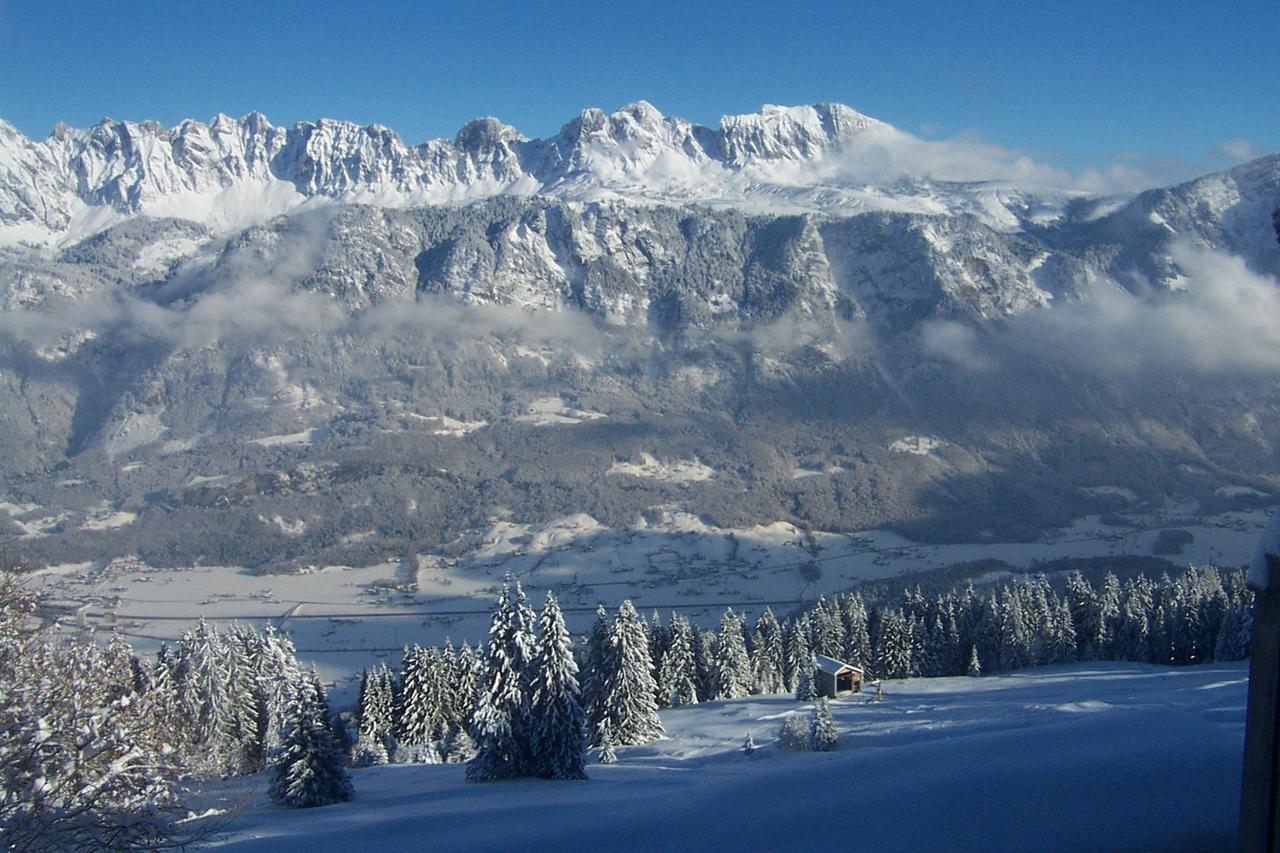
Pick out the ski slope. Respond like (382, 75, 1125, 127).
(204, 661, 1246, 852)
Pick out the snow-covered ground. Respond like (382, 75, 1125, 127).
(203, 661, 1246, 852)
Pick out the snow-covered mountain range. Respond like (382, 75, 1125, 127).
(0, 101, 1277, 574)
(0, 102, 1096, 246)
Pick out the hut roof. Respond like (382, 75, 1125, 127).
(814, 654, 861, 675)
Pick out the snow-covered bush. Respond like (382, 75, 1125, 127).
(809, 699, 839, 751)
(777, 714, 811, 751)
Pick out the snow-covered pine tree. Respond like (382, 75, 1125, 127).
(596, 722, 618, 764)
(711, 609, 751, 700)
(794, 652, 818, 701)
(649, 609, 670, 674)
(875, 609, 912, 680)
(451, 642, 481, 732)
(223, 623, 268, 775)
(694, 630, 718, 702)
(998, 590, 1032, 672)
(786, 615, 814, 693)
(1046, 597, 1078, 664)
(594, 600, 665, 746)
(1214, 600, 1252, 661)
(171, 618, 247, 777)
(467, 581, 535, 781)
(397, 644, 430, 746)
(743, 732, 756, 756)
(752, 608, 785, 694)
(1065, 572, 1099, 658)
(1093, 573, 1122, 659)
(658, 615, 699, 707)
(840, 595, 874, 671)
(967, 645, 982, 677)
(270, 673, 354, 808)
(399, 646, 451, 746)
(918, 615, 947, 678)
(973, 595, 1003, 673)
(581, 604, 613, 735)
(812, 597, 846, 659)
(358, 663, 397, 755)
(809, 698, 839, 751)
(529, 593, 588, 780)
(259, 626, 305, 757)
(1115, 576, 1153, 662)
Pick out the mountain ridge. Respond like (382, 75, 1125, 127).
(0, 102, 1097, 246)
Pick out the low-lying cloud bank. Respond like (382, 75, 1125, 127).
(922, 243, 1280, 378)
(0, 239, 1275, 383)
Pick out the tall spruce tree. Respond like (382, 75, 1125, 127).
(467, 581, 535, 781)
(658, 615, 699, 707)
(752, 608, 785, 694)
(270, 673, 353, 808)
(711, 609, 751, 700)
(594, 601, 664, 746)
(528, 593, 588, 780)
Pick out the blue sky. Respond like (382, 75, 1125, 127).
(1, 0, 1275, 182)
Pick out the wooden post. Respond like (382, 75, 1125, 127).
(1241, 554, 1280, 851)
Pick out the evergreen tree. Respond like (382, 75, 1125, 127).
(794, 653, 818, 702)
(998, 590, 1032, 671)
(966, 645, 982, 677)
(594, 601, 664, 746)
(711, 609, 751, 700)
(743, 732, 756, 756)
(399, 646, 450, 745)
(1065, 572, 1099, 657)
(270, 674, 354, 808)
(467, 581, 535, 782)
(528, 593, 588, 780)
(693, 630, 718, 702)
(809, 698, 839, 751)
(841, 595, 874, 670)
(358, 663, 397, 755)
(658, 615, 699, 707)
(751, 608, 785, 694)
(812, 597, 846, 658)
(1214, 601, 1252, 661)
(596, 722, 618, 764)
(582, 605, 613, 735)
(452, 642, 482, 731)
(1046, 598, 1078, 664)
(786, 616, 814, 692)
(875, 610, 912, 680)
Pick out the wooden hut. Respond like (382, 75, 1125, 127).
(814, 654, 863, 698)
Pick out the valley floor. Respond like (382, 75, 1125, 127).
(203, 661, 1246, 852)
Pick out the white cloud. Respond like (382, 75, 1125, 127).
(1001, 244, 1280, 377)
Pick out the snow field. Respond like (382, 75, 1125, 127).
(207, 661, 1246, 852)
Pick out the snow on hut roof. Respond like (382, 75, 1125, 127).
(815, 654, 861, 675)
(1250, 509, 1280, 590)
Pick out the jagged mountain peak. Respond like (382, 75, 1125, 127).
(7, 101, 1264, 249)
